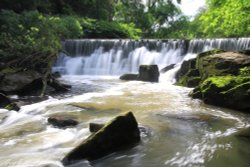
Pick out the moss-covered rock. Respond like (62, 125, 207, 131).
(176, 49, 250, 88)
(62, 112, 140, 165)
(176, 58, 200, 87)
(0, 93, 20, 111)
(197, 51, 250, 81)
(189, 76, 250, 111)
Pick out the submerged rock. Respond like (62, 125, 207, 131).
(119, 74, 138, 81)
(48, 115, 78, 128)
(0, 93, 20, 111)
(52, 71, 61, 78)
(62, 112, 140, 165)
(47, 77, 71, 92)
(138, 65, 159, 82)
(160, 64, 175, 73)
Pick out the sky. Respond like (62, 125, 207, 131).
(177, 0, 206, 16)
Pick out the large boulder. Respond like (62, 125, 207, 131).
(189, 76, 250, 111)
(176, 50, 250, 88)
(0, 93, 20, 111)
(62, 112, 140, 165)
(197, 51, 250, 81)
(0, 70, 43, 95)
(138, 65, 159, 82)
(0, 68, 71, 96)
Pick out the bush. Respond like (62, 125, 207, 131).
(0, 10, 83, 68)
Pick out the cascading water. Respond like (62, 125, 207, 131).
(54, 38, 250, 76)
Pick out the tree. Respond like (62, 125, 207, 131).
(196, 0, 250, 37)
(114, 0, 184, 37)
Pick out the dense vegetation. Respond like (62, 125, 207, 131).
(0, 0, 249, 70)
(193, 0, 250, 38)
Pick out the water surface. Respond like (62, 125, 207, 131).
(0, 75, 249, 167)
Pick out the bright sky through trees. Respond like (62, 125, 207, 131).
(177, 0, 205, 16)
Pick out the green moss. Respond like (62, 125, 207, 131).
(194, 76, 250, 111)
(239, 67, 250, 76)
(197, 49, 225, 59)
(4, 103, 17, 110)
(177, 74, 201, 87)
(203, 76, 235, 88)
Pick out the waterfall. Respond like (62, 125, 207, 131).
(54, 38, 250, 76)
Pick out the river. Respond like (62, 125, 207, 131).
(0, 38, 250, 167)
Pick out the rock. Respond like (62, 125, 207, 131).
(52, 71, 61, 78)
(0, 93, 20, 111)
(197, 51, 250, 80)
(120, 65, 159, 82)
(15, 96, 49, 107)
(89, 123, 104, 133)
(239, 50, 250, 56)
(138, 65, 159, 82)
(47, 77, 71, 92)
(160, 64, 175, 73)
(0, 70, 44, 95)
(48, 115, 78, 128)
(189, 87, 202, 99)
(176, 58, 200, 87)
(62, 112, 140, 165)
(189, 76, 250, 111)
(176, 50, 250, 88)
(119, 74, 138, 81)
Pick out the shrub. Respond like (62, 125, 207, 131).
(0, 10, 83, 69)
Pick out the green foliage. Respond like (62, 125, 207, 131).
(0, 10, 83, 68)
(0, 9, 141, 70)
(195, 0, 250, 37)
(79, 18, 141, 39)
(0, 0, 115, 21)
(154, 16, 191, 39)
(113, 0, 184, 38)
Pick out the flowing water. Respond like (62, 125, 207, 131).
(1, 38, 250, 167)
